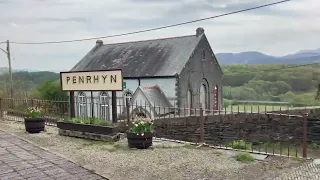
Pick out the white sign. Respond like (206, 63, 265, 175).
(60, 70, 123, 91)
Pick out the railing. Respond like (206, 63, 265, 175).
(0, 97, 319, 158)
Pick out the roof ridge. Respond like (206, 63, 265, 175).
(101, 34, 196, 46)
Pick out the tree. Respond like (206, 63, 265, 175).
(37, 81, 67, 100)
(36, 81, 68, 115)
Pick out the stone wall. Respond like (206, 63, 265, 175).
(153, 112, 320, 145)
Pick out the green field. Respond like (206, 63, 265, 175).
(225, 105, 291, 112)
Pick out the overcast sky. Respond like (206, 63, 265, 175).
(0, 0, 318, 71)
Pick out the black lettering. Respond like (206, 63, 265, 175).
(72, 76, 76, 84)
(110, 75, 117, 83)
(79, 76, 84, 84)
(93, 75, 99, 83)
(102, 75, 107, 83)
(86, 76, 92, 83)
(66, 77, 70, 84)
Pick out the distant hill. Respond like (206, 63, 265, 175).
(0, 71, 59, 96)
(216, 48, 320, 65)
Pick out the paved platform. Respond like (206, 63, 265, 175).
(0, 131, 108, 180)
(271, 161, 320, 180)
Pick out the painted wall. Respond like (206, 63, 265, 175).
(73, 77, 177, 120)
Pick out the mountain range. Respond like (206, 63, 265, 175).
(216, 48, 320, 65)
(0, 48, 319, 73)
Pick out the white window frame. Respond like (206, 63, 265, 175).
(124, 91, 133, 104)
(99, 92, 109, 121)
(78, 92, 87, 118)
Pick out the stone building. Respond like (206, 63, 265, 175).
(70, 27, 223, 120)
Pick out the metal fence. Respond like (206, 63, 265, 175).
(0, 97, 317, 158)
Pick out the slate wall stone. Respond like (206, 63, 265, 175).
(153, 108, 320, 144)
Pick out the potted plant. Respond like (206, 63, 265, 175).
(127, 117, 153, 149)
(24, 106, 45, 133)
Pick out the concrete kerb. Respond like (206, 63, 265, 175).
(153, 137, 313, 160)
(0, 128, 110, 180)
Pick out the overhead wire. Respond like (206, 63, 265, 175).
(6, 0, 292, 45)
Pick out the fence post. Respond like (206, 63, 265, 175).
(302, 114, 308, 158)
(200, 107, 204, 144)
(31, 98, 35, 107)
(126, 98, 130, 124)
(0, 98, 3, 118)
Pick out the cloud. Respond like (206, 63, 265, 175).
(10, 22, 20, 28)
(0, 0, 319, 71)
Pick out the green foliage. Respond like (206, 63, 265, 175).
(26, 106, 42, 118)
(235, 153, 255, 163)
(226, 140, 252, 150)
(36, 81, 67, 100)
(62, 118, 110, 127)
(310, 142, 320, 149)
(223, 98, 232, 108)
(316, 84, 320, 100)
(222, 65, 320, 106)
(0, 71, 59, 96)
(128, 118, 153, 134)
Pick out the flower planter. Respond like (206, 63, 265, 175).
(56, 122, 121, 142)
(24, 118, 45, 133)
(57, 122, 117, 135)
(127, 132, 153, 149)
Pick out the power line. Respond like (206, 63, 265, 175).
(8, 0, 292, 45)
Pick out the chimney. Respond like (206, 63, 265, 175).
(96, 40, 103, 46)
(196, 27, 204, 37)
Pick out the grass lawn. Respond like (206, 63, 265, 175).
(225, 105, 291, 112)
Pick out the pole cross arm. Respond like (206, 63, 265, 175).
(0, 47, 8, 55)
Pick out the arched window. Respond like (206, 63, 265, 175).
(78, 92, 87, 118)
(99, 92, 109, 121)
(214, 85, 219, 110)
(124, 91, 133, 104)
(199, 79, 209, 109)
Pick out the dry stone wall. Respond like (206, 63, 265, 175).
(153, 108, 320, 144)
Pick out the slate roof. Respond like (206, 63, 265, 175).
(133, 86, 174, 115)
(70, 34, 203, 77)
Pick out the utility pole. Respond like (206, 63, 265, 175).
(0, 40, 13, 100)
(6, 40, 13, 99)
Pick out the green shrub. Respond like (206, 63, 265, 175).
(227, 140, 252, 150)
(61, 117, 110, 127)
(310, 142, 320, 149)
(235, 153, 255, 163)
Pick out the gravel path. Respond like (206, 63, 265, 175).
(0, 120, 304, 180)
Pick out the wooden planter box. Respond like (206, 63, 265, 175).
(57, 122, 120, 142)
